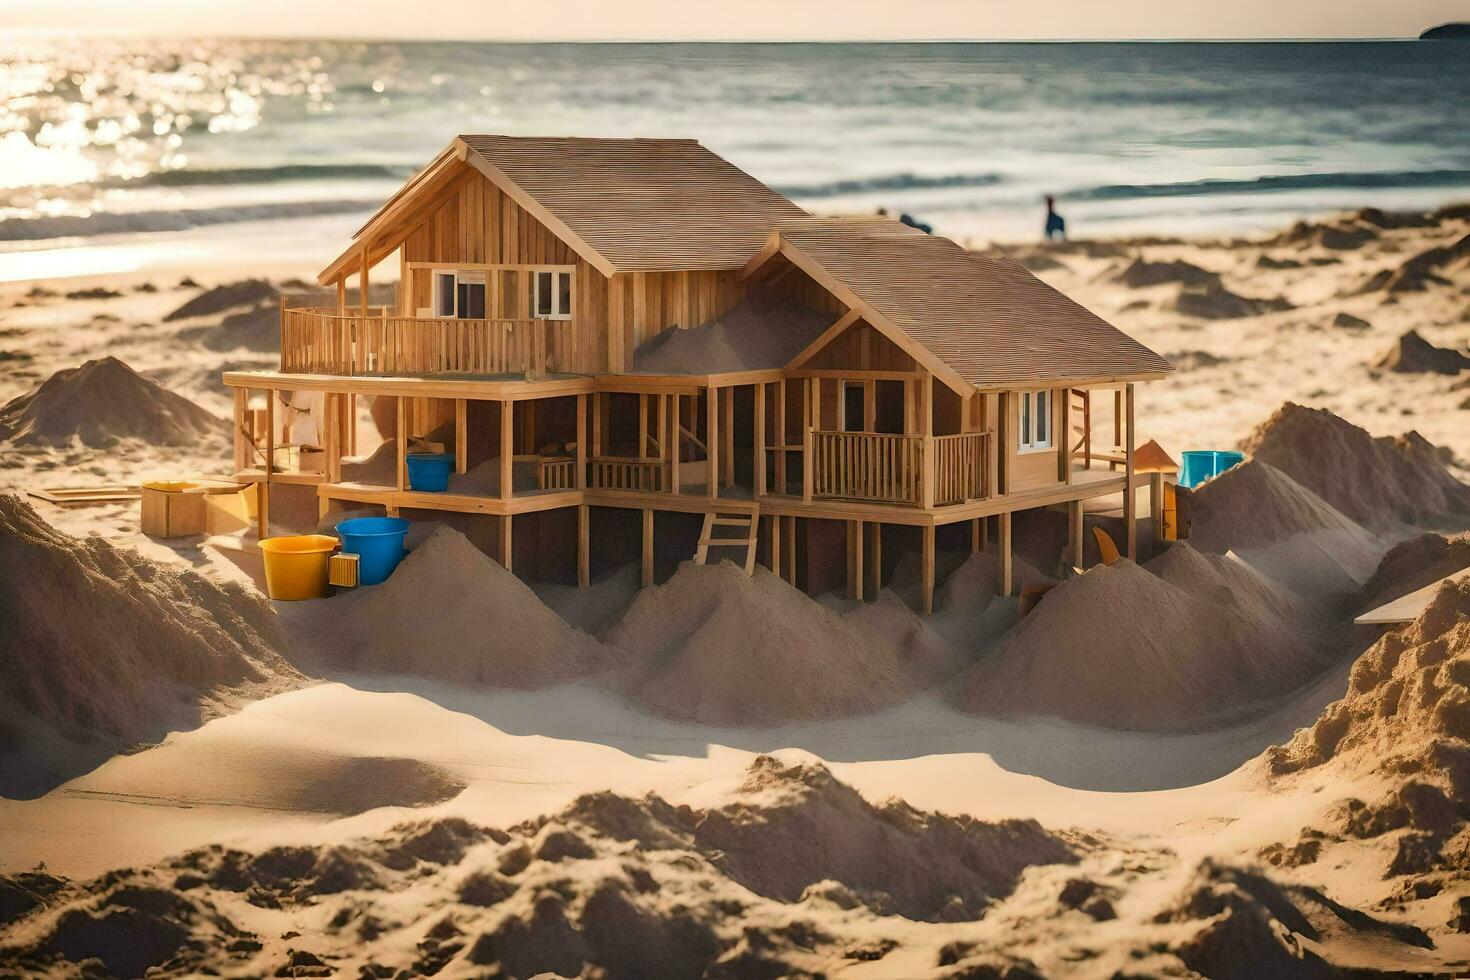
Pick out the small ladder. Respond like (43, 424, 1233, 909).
(694, 508, 760, 575)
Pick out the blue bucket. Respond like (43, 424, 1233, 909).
(1180, 450, 1246, 489)
(335, 516, 410, 585)
(405, 453, 454, 493)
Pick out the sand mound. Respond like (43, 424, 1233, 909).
(1165, 280, 1292, 319)
(0, 357, 222, 448)
(0, 495, 296, 792)
(841, 592, 970, 684)
(632, 290, 830, 374)
(1375, 329, 1470, 374)
(1186, 459, 1383, 594)
(1355, 532, 1470, 613)
(0, 757, 1080, 978)
(176, 302, 279, 352)
(1111, 257, 1219, 289)
(163, 278, 276, 321)
(1332, 311, 1371, 330)
(956, 545, 1332, 732)
(320, 527, 593, 689)
(1358, 232, 1470, 294)
(1270, 218, 1379, 251)
(1240, 402, 1470, 529)
(606, 563, 925, 725)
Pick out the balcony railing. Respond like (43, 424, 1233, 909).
(586, 457, 667, 492)
(809, 430, 991, 506)
(280, 307, 568, 376)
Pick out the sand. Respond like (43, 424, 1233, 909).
(1354, 531, 1470, 613)
(956, 546, 1332, 732)
(1184, 458, 1384, 595)
(0, 494, 298, 797)
(1241, 402, 1470, 531)
(606, 562, 929, 726)
(631, 289, 831, 374)
(0, 357, 222, 449)
(297, 526, 595, 690)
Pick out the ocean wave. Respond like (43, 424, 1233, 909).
(1067, 169, 1470, 201)
(0, 199, 381, 242)
(775, 171, 1004, 199)
(107, 163, 415, 189)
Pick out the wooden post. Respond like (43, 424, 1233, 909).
(500, 399, 513, 502)
(785, 515, 797, 586)
(1113, 387, 1124, 472)
(920, 375, 934, 509)
(849, 520, 863, 601)
(499, 515, 512, 572)
(1124, 382, 1137, 561)
(578, 505, 589, 587)
(921, 524, 935, 614)
(1070, 499, 1085, 569)
(260, 388, 274, 538)
(706, 386, 719, 501)
(322, 393, 340, 485)
(1151, 472, 1165, 542)
(869, 522, 882, 599)
(754, 382, 766, 497)
(455, 399, 467, 474)
(656, 393, 667, 486)
(336, 277, 346, 315)
(722, 385, 734, 488)
(769, 514, 781, 577)
(395, 396, 407, 491)
(638, 394, 648, 460)
(774, 379, 788, 495)
(591, 392, 602, 460)
(670, 393, 681, 495)
(802, 379, 814, 503)
(641, 508, 654, 589)
(348, 394, 357, 456)
(523, 400, 537, 456)
(359, 247, 369, 320)
(233, 388, 248, 472)
(576, 393, 588, 490)
(996, 391, 1011, 496)
(971, 518, 982, 553)
(1058, 388, 1072, 483)
(998, 512, 1013, 597)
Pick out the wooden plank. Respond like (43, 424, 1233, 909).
(785, 515, 797, 586)
(921, 523, 935, 614)
(722, 385, 734, 488)
(642, 508, 654, 589)
(998, 511, 1013, 597)
(499, 514, 512, 571)
(869, 521, 882, 599)
(1070, 499, 1085, 569)
(754, 381, 766, 496)
(577, 504, 590, 587)
(1125, 383, 1136, 561)
(1356, 568, 1470, 625)
(500, 399, 514, 502)
(670, 394, 681, 494)
(707, 386, 719, 501)
(395, 396, 407, 491)
(576, 393, 588, 490)
(455, 399, 468, 474)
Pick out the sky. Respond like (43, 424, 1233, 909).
(1, 0, 1465, 40)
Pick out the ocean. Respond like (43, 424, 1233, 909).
(2, 38, 1468, 279)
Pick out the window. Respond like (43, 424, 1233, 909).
(840, 381, 866, 432)
(533, 270, 573, 320)
(1017, 390, 1052, 452)
(431, 270, 486, 319)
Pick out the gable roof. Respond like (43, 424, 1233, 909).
(319, 135, 809, 283)
(747, 218, 1173, 391)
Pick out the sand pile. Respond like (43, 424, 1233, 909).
(632, 290, 830, 374)
(1375, 329, 1470, 374)
(1111, 257, 1219, 289)
(1185, 459, 1383, 594)
(318, 527, 593, 689)
(606, 562, 925, 725)
(0, 757, 1079, 978)
(1354, 531, 1470, 613)
(1269, 217, 1378, 251)
(1240, 402, 1470, 529)
(0, 357, 222, 448)
(956, 545, 1332, 732)
(0, 495, 296, 789)
(177, 303, 279, 352)
(1358, 231, 1470, 294)
(163, 278, 276, 320)
(1165, 280, 1292, 319)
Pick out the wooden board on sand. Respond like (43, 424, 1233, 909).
(1355, 567, 1470, 626)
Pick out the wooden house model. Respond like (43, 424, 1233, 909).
(225, 135, 1171, 611)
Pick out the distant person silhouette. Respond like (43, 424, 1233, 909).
(898, 212, 932, 234)
(1044, 195, 1066, 240)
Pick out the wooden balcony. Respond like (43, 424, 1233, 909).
(808, 430, 992, 507)
(280, 307, 573, 377)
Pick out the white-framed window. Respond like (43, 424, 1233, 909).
(1017, 390, 1052, 452)
(533, 270, 573, 320)
(430, 270, 486, 319)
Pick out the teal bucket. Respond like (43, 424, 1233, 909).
(335, 516, 410, 585)
(1181, 450, 1245, 489)
(405, 453, 454, 492)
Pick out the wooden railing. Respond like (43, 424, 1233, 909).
(931, 432, 991, 505)
(810, 431, 924, 504)
(536, 456, 576, 491)
(280, 307, 568, 376)
(808, 430, 992, 507)
(586, 457, 666, 492)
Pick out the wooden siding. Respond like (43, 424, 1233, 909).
(611, 270, 746, 371)
(400, 172, 609, 374)
(1006, 388, 1063, 493)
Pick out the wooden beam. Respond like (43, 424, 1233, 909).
(998, 511, 1013, 597)
(971, 517, 982, 553)
(638, 393, 648, 460)
(577, 504, 589, 587)
(1151, 471, 1166, 544)
(802, 379, 814, 504)
(722, 385, 735, 488)
(786, 309, 861, 370)
(455, 399, 467, 474)
(360, 246, 369, 320)
(769, 514, 781, 576)
(1058, 387, 1072, 484)
(774, 380, 787, 494)
(336, 278, 346, 315)
(849, 520, 863, 601)
(1125, 382, 1137, 561)
(232, 388, 248, 472)
(395, 396, 407, 491)
(1070, 499, 1085, 569)
(921, 524, 935, 614)
(500, 399, 513, 502)
(670, 394, 681, 495)
(754, 382, 767, 497)
(707, 386, 719, 501)
(576, 393, 588, 490)
(785, 515, 797, 586)
(499, 515, 512, 572)
(641, 508, 654, 589)
(869, 521, 882, 600)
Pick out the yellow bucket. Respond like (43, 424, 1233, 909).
(258, 534, 339, 600)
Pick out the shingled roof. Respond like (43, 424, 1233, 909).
(753, 218, 1173, 390)
(461, 135, 809, 274)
